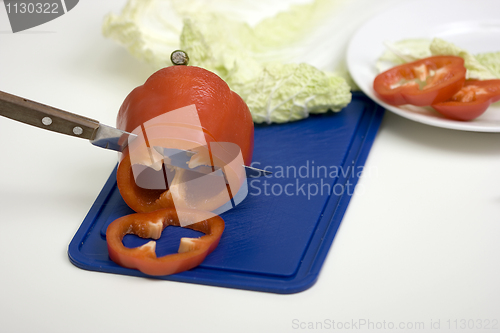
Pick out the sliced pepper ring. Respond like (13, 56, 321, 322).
(431, 79, 500, 121)
(373, 55, 467, 106)
(106, 208, 225, 276)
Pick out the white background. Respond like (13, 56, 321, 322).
(0, 1, 499, 332)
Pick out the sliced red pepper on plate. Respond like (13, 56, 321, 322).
(373, 55, 466, 106)
(431, 79, 500, 121)
(106, 208, 224, 276)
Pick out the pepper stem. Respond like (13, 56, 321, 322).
(170, 50, 189, 66)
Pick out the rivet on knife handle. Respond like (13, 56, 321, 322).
(0, 90, 100, 140)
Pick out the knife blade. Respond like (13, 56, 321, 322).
(154, 146, 272, 179)
(0, 90, 135, 152)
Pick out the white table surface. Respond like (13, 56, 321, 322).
(1, 1, 499, 332)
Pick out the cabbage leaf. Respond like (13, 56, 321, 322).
(376, 37, 500, 80)
(102, 0, 352, 124)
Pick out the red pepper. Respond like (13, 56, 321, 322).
(106, 208, 224, 276)
(431, 79, 500, 121)
(107, 64, 254, 275)
(116, 65, 254, 213)
(373, 56, 466, 106)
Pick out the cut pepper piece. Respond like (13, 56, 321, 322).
(431, 79, 500, 121)
(106, 208, 225, 276)
(373, 55, 467, 106)
(107, 64, 253, 276)
(116, 65, 254, 214)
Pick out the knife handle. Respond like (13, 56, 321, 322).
(0, 90, 99, 140)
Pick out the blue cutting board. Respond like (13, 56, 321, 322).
(68, 92, 384, 294)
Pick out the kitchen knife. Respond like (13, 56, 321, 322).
(0, 90, 135, 152)
(0, 90, 270, 177)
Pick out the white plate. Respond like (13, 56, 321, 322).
(347, 0, 500, 132)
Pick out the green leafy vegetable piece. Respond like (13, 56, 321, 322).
(102, 0, 352, 124)
(377, 37, 500, 80)
(429, 38, 497, 80)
